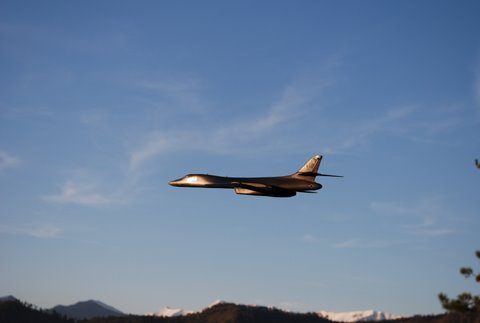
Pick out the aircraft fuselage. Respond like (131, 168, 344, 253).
(169, 174, 322, 190)
(169, 155, 340, 198)
(169, 174, 322, 197)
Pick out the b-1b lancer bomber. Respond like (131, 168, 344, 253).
(169, 155, 342, 197)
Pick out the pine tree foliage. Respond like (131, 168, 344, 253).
(0, 298, 74, 323)
(439, 250, 480, 313)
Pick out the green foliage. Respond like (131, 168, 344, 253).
(461, 268, 474, 278)
(438, 250, 480, 313)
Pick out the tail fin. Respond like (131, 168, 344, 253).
(293, 155, 343, 181)
(293, 155, 322, 181)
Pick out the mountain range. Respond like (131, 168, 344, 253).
(2, 296, 479, 323)
(151, 302, 401, 322)
(1, 295, 399, 321)
(318, 310, 401, 322)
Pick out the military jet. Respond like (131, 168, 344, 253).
(169, 155, 341, 197)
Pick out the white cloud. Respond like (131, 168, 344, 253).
(321, 100, 474, 155)
(0, 224, 61, 239)
(301, 234, 319, 243)
(325, 106, 414, 154)
(371, 197, 454, 237)
(0, 150, 18, 170)
(332, 239, 405, 249)
(332, 239, 360, 249)
(129, 132, 175, 171)
(44, 181, 112, 206)
(212, 84, 313, 143)
(27, 225, 61, 238)
(332, 198, 454, 249)
(128, 82, 326, 171)
(408, 228, 453, 237)
(141, 79, 206, 115)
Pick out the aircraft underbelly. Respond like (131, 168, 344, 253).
(234, 187, 296, 197)
(242, 178, 318, 191)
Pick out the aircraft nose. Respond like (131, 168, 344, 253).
(169, 179, 180, 186)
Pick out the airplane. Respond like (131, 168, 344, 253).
(169, 155, 342, 197)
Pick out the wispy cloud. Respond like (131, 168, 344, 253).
(0, 150, 18, 170)
(44, 180, 113, 206)
(322, 106, 414, 154)
(140, 78, 206, 115)
(301, 234, 320, 243)
(128, 82, 326, 171)
(332, 198, 454, 249)
(332, 239, 406, 249)
(27, 225, 61, 238)
(211, 84, 321, 146)
(129, 131, 176, 171)
(0, 223, 61, 239)
(321, 100, 474, 155)
(371, 197, 454, 237)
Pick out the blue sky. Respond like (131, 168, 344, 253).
(1, 0, 479, 317)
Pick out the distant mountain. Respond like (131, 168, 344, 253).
(148, 306, 191, 317)
(51, 300, 124, 320)
(0, 296, 402, 321)
(318, 309, 401, 322)
(2, 297, 480, 323)
(0, 295, 18, 302)
(147, 300, 399, 322)
(208, 299, 226, 308)
(149, 300, 225, 317)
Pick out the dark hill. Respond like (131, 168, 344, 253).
(86, 303, 333, 323)
(381, 312, 480, 323)
(188, 303, 333, 323)
(0, 299, 73, 323)
(0, 295, 18, 302)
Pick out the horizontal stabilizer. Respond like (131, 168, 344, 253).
(297, 171, 343, 178)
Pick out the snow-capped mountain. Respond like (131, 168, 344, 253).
(51, 299, 124, 320)
(148, 300, 400, 322)
(208, 299, 225, 308)
(148, 306, 192, 317)
(148, 299, 225, 317)
(2, 295, 401, 322)
(318, 309, 402, 322)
